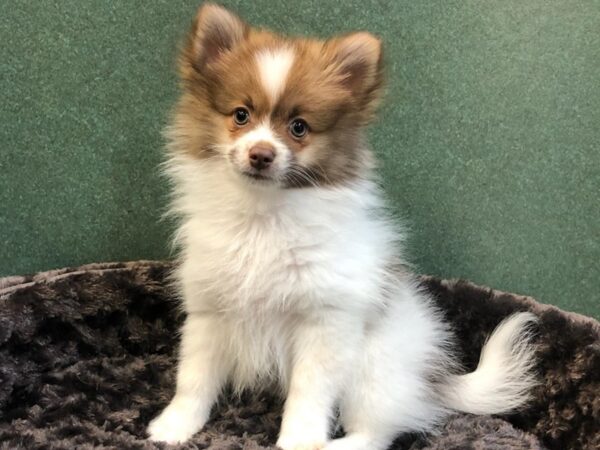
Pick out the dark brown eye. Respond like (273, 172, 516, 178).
(233, 107, 250, 125)
(289, 119, 309, 138)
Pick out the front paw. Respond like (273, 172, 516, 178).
(147, 399, 205, 444)
(277, 434, 326, 450)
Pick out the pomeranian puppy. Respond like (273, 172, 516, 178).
(148, 4, 537, 449)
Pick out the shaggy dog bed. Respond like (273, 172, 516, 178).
(0, 261, 598, 450)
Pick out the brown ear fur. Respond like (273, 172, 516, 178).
(325, 32, 385, 123)
(179, 3, 249, 80)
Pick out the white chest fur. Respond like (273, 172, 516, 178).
(168, 157, 399, 315)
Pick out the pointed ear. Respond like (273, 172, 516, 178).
(327, 32, 384, 116)
(180, 3, 248, 77)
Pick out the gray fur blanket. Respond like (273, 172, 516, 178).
(0, 261, 598, 449)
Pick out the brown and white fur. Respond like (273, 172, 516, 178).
(147, 4, 538, 450)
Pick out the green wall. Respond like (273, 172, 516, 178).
(1, 1, 598, 317)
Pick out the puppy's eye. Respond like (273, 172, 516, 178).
(233, 107, 250, 126)
(289, 119, 309, 139)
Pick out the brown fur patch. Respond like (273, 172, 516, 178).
(169, 3, 384, 188)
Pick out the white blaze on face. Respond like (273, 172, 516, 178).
(229, 47, 295, 178)
(255, 47, 295, 104)
(237, 124, 279, 148)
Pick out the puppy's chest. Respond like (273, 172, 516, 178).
(187, 210, 377, 307)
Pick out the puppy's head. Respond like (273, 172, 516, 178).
(172, 3, 384, 188)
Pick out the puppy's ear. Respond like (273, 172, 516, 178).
(180, 3, 248, 78)
(326, 32, 384, 120)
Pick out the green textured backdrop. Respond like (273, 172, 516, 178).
(1, 1, 598, 317)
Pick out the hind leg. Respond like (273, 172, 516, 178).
(326, 288, 451, 450)
(327, 371, 437, 450)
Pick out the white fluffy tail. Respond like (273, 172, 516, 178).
(442, 312, 538, 415)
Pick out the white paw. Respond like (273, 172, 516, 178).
(147, 399, 205, 444)
(276, 434, 326, 450)
(324, 435, 378, 450)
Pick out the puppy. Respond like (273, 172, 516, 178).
(148, 4, 537, 449)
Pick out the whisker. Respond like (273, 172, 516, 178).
(296, 166, 320, 188)
(287, 166, 319, 188)
(313, 162, 333, 186)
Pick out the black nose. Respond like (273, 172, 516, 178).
(249, 144, 275, 171)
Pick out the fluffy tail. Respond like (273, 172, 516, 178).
(441, 312, 538, 415)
